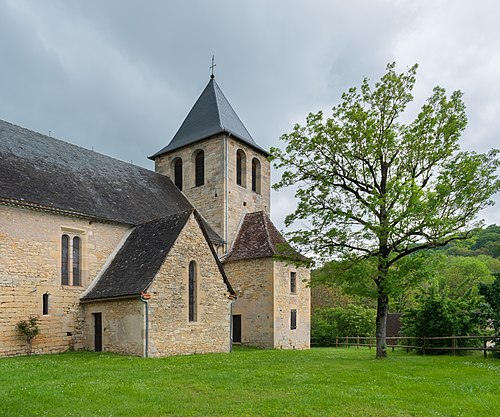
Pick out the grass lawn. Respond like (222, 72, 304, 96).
(0, 347, 498, 417)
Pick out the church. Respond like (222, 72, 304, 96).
(0, 75, 310, 357)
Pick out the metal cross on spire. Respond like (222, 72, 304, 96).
(210, 55, 216, 79)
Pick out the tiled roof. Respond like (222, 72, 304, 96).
(223, 211, 309, 263)
(0, 119, 223, 245)
(149, 77, 268, 159)
(82, 211, 192, 301)
(81, 210, 235, 301)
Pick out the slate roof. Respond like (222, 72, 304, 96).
(0, 119, 223, 245)
(82, 210, 235, 301)
(223, 211, 309, 263)
(149, 77, 268, 159)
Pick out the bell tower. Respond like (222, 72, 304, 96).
(149, 76, 270, 252)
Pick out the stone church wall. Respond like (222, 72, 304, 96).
(155, 135, 226, 240)
(154, 134, 270, 250)
(146, 213, 232, 356)
(226, 137, 270, 248)
(0, 205, 128, 356)
(273, 262, 310, 350)
(224, 258, 275, 348)
(81, 299, 144, 356)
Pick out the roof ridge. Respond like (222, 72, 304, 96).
(259, 211, 276, 255)
(0, 119, 156, 176)
(211, 79, 223, 131)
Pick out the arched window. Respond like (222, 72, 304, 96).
(73, 236, 81, 286)
(61, 234, 69, 285)
(173, 158, 183, 191)
(252, 158, 261, 194)
(236, 149, 246, 187)
(188, 261, 197, 322)
(194, 151, 204, 187)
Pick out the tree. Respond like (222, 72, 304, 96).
(271, 63, 500, 358)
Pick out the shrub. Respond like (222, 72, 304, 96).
(311, 305, 376, 346)
(401, 288, 488, 353)
(16, 316, 40, 355)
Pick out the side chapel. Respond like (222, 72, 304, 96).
(0, 74, 310, 357)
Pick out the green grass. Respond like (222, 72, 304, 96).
(0, 347, 498, 416)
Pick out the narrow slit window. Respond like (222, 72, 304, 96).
(195, 151, 204, 187)
(61, 234, 69, 285)
(252, 158, 261, 194)
(291, 309, 297, 330)
(42, 293, 49, 315)
(73, 236, 81, 286)
(290, 272, 297, 294)
(174, 158, 183, 190)
(188, 261, 197, 322)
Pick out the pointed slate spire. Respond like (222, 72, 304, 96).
(149, 78, 267, 159)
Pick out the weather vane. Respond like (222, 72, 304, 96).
(210, 55, 216, 79)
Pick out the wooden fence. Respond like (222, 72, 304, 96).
(311, 335, 498, 358)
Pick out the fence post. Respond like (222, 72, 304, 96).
(346, 336, 349, 348)
(422, 337, 426, 356)
(336, 337, 338, 348)
(357, 336, 360, 349)
(484, 339, 487, 359)
(452, 335, 456, 357)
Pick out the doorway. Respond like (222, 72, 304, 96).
(93, 312, 102, 352)
(232, 315, 241, 343)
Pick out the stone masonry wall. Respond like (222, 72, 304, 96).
(81, 299, 144, 356)
(0, 205, 128, 356)
(273, 262, 310, 350)
(146, 213, 232, 356)
(154, 135, 270, 251)
(226, 137, 270, 249)
(155, 135, 226, 241)
(223, 258, 274, 348)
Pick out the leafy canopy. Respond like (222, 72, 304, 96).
(271, 63, 500, 265)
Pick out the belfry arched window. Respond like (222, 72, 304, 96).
(236, 149, 246, 187)
(188, 261, 197, 322)
(173, 158, 183, 190)
(252, 158, 261, 194)
(194, 151, 204, 187)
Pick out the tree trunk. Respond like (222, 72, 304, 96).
(375, 292, 389, 358)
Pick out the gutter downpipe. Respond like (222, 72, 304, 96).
(229, 297, 236, 352)
(225, 134, 230, 254)
(140, 292, 150, 358)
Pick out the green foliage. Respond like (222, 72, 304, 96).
(271, 62, 500, 357)
(16, 316, 40, 355)
(312, 305, 376, 346)
(480, 273, 500, 333)
(439, 224, 500, 258)
(401, 287, 488, 352)
(434, 255, 494, 298)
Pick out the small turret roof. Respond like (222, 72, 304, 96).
(149, 78, 268, 159)
(223, 211, 309, 263)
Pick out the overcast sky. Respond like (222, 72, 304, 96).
(1, 0, 499, 230)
